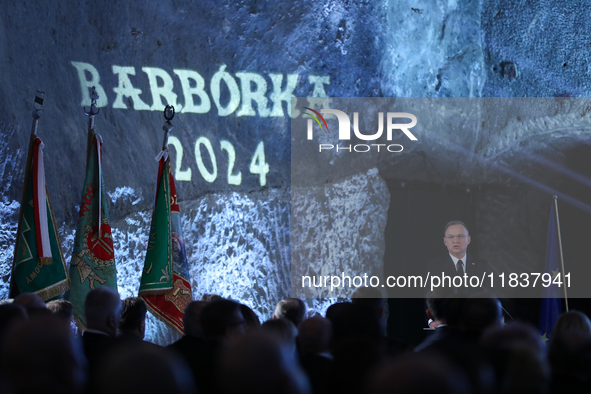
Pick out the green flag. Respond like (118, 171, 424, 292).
(10, 135, 70, 300)
(66, 130, 118, 329)
(139, 153, 193, 334)
(139, 156, 172, 295)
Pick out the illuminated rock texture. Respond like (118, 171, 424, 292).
(291, 169, 390, 298)
(3, 0, 591, 342)
(0, 125, 25, 301)
(56, 189, 291, 345)
(0, 0, 385, 343)
(381, 0, 485, 98)
(180, 190, 291, 320)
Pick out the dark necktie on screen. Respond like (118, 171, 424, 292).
(457, 260, 464, 276)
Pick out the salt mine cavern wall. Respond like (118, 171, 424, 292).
(3, 1, 591, 345)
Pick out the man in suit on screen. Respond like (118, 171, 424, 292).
(424, 220, 490, 329)
(426, 220, 488, 280)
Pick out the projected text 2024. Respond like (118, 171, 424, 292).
(169, 136, 269, 186)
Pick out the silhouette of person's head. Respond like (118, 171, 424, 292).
(553, 310, 591, 336)
(183, 300, 207, 338)
(200, 299, 246, 340)
(14, 292, 46, 313)
(298, 315, 332, 355)
(119, 297, 147, 339)
(96, 345, 195, 394)
(274, 298, 306, 328)
(219, 332, 310, 394)
(1, 315, 87, 394)
(84, 287, 122, 337)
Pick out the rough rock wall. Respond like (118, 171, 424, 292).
(0, 0, 388, 344)
(3, 0, 591, 343)
(378, 0, 591, 285)
(291, 169, 390, 298)
(482, 0, 591, 97)
(381, 0, 486, 97)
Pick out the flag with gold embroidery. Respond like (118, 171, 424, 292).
(10, 135, 70, 300)
(139, 151, 192, 334)
(65, 129, 118, 329)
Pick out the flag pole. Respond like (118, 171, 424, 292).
(66, 86, 116, 327)
(162, 105, 175, 149)
(84, 86, 99, 132)
(83, 87, 103, 236)
(31, 91, 45, 136)
(140, 104, 193, 334)
(553, 195, 569, 312)
(10, 91, 45, 297)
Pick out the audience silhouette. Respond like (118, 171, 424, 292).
(0, 290, 588, 394)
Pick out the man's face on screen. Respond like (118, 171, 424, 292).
(443, 224, 471, 259)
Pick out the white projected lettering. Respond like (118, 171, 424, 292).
(71, 62, 330, 118)
(142, 67, 182, 112)
(303, 75, 333, 119)
(236, 72, 270, 117)
(220, 140, 242, 185)
(195, 137, 218, 183)
(174, 69, 211, 113)
(71, 62, 108, 107)
(210, 65, 241, 117)
(112, 66, 150, 110)
(249, 141, 269, 187)
(168, 136, 192, 181)
(168, 137, 269, 187)
(269, 73, 299, 117)
(309, 75, 330, 97)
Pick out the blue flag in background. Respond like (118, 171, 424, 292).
(539, 202, 562, 343)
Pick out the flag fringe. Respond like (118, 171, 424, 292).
(144, 301, 184, 335)
(35, 277, 70, 301)
(139, 288, 173, 297)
